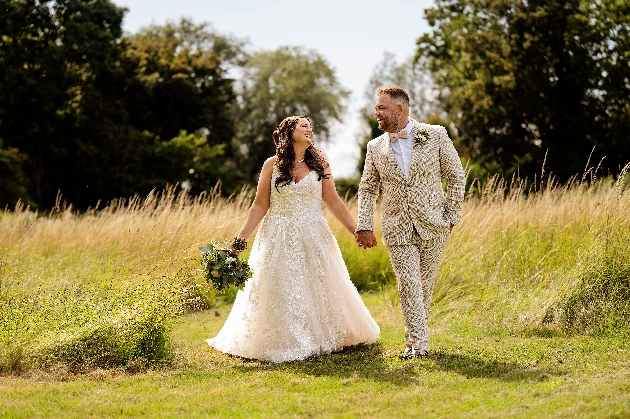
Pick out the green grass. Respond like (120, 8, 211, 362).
(1, 294, 629, 418)
(1, 172, 630, 417)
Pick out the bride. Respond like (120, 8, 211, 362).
(207, 116, 380, 363)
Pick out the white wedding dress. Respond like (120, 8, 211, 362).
(207, 169, 380, 363)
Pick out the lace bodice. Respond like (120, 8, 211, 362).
(268, 170, 322, 221)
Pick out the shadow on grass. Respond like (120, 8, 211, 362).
(428, 349, 565, 381)
(230, 342, 565, 386)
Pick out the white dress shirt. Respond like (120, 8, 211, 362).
(389, 119, 414, 179)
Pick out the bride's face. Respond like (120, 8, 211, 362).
(291, 118, 313, 146)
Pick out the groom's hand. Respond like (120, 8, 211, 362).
(355, 230, 377, 249)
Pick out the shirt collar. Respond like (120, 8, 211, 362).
(392, 119, 413, 138)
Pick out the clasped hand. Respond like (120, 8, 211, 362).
(354, 230, 377, 249)
(230, 247, 245, 256)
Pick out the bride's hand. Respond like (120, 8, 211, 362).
(231, 237, 247, 256)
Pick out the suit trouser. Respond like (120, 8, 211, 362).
(387, 231, 450, 351)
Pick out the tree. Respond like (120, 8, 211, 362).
(235, 46, 349, 183)
(416, 0, 630, 180)
(0, 6, 244, 208)
(0, 140, 29, 207)
(0, 0, 127, 207)
(122, 19, 245, 195)
(1, 4, 348, 207)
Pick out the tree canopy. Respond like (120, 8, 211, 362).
(121, 19, 244, 196)
(416, 0, 630, 180)
(0, 2, 349, 209)
(1, 0, 128, 207)
(0, 2, 243, 208)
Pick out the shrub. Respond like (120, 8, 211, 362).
(544, 248, 630, 337)
(33, 312, 171, 371)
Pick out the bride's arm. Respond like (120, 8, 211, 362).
(321, 167, 357, 235)
(235, 157, 275, 243)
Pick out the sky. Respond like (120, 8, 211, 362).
(115, 0, 436, 177)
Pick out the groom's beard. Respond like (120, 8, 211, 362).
(377, 114, 400, 133)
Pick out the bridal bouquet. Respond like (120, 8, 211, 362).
(199, 240, 253, 291)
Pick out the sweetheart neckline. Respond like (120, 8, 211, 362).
(291, 170, 316, 185)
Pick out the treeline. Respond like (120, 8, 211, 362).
(3, 1, 629, 210)
(359, 0, 630, 183)
(0, 0, 347, 209)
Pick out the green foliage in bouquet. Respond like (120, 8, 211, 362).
(200, 242, 253, 291)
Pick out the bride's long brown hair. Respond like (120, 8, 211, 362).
(272, 116, 330, 190)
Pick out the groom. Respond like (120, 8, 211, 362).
(355, 86, 466, 358)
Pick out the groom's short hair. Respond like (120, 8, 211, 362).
(377, 86, 410, 110)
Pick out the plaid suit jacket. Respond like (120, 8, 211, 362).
(356, 120, 466, 246)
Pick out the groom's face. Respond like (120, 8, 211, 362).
(374, 94, 401, 133)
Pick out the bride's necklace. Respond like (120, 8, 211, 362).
(295, 158, 305, 163)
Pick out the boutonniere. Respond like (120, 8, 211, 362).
(413, 129, 430, 147)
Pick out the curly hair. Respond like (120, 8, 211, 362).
(272, 115, 330, 191)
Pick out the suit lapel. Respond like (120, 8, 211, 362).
(408, 120, 426, 179)
(380, 135, 405, 181)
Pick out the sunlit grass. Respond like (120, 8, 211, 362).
(1, 165, 629, 375)
(0, 186, 252, 372)
(1, 296, 629, 418)
(327, 168, 630, 337)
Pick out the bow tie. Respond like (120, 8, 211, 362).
(389, 130, 408, 142)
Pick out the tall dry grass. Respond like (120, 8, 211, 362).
(325, 166, 630, 336)
(2, 185, 250, 278)
(433, 168, 630, 335)
(1, 165, 629, 373)
(0, 186, 253, 372)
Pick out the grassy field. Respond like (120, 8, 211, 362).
(1, 297, 629, 418)
(1, 169, 630, 418)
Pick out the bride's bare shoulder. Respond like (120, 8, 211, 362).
(259, 156, 277, 179)
(262, 156, 277, 172)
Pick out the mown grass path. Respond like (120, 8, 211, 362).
(2, 293, 629, 418)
